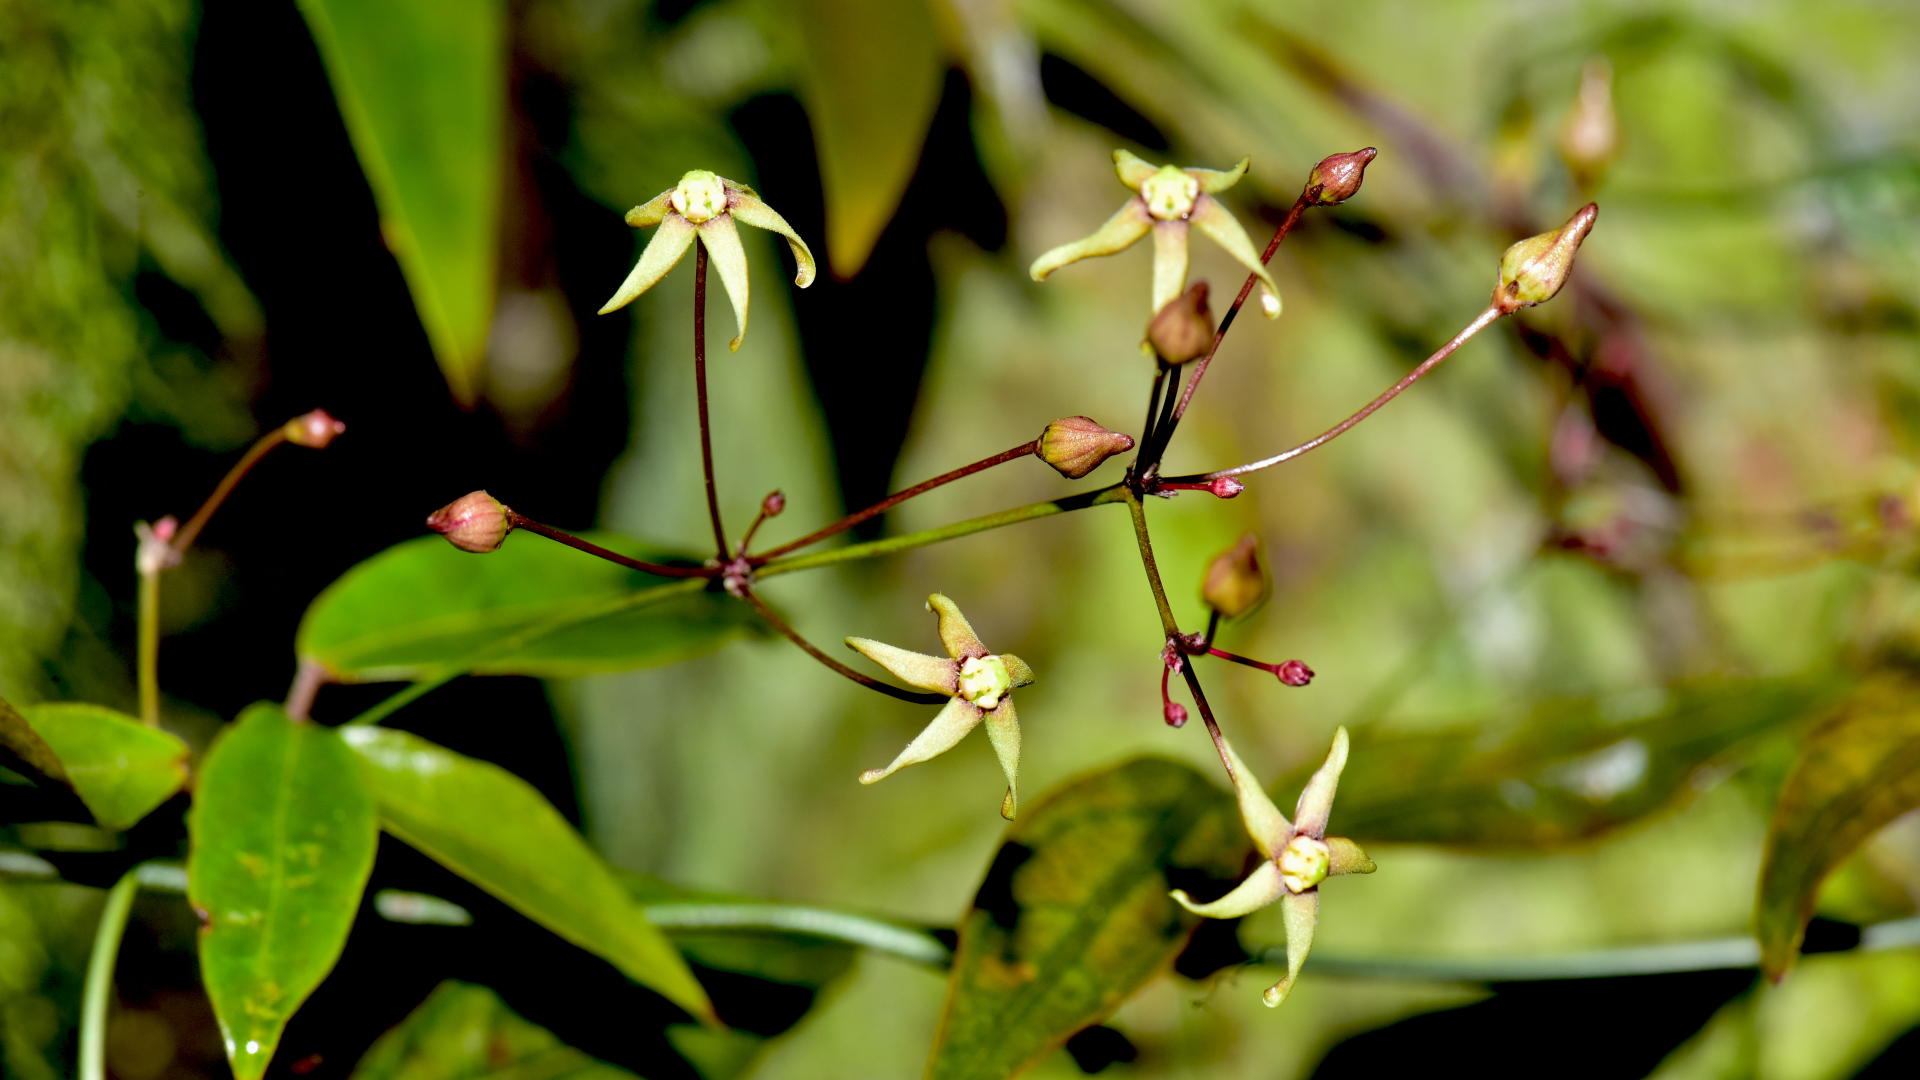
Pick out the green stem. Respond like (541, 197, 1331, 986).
(642, 902, 953, 968)
(80, 868, 141, 1080)
(755, 485, 1127, 579)
(137, 567, 160, 728)
(1123, 487, 1180, 634)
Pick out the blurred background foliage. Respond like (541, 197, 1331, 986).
(6, 0, 1920, 1076)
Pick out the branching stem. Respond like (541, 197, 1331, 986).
(509, 512, 715, 578)
(1124, 487, 1235, 780)
(739, 589, 947, 705)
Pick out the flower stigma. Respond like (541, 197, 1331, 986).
(1142, 165, 1199, 220)
(671, 169, 728, 224)
(1279, 834, 1331, 893)
(957, 655, 1013, 709)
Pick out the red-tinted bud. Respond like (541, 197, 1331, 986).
(762, 491, 787, 517)
(1164, 701, 1189, 727)
(426, 490, 513, 553)
(1209, 477, 1244, 499)
(283, 408, 346, 449)
(1038, 416, 1135, 479)
(1277, 660, 1314, 687)
(1305, 147, 1377, 206)
(1146, 282, 1216, 363)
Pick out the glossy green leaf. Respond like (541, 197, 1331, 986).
(297, 533, 757, 681)
(352, 980, 638, 1080)
(340, 726, 715, 1022)
(786, 0, 944, 278)
(18, 702, 190, 830)
(1757, 672, 1920, 979)
(927, 757, 1243, 1080)
(294, 0, 503, 405)
(189, 703, 378, 1080)
(1310, 677, 1844, 848)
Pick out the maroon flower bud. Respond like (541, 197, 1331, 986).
(426, 490, 513, 553)
(1209, 477, 1245, 499)
(1164, 701, 1189, 727)
(1277, 660, 1314, 687)
(1146, 282, 1216, 364)
(1202, 534, 1269, 619)
(1037, 416, 1135, 479)
(283, 408, 346, 449)
(762, 491, 787, 517)
(1305, 148, 1377, 206)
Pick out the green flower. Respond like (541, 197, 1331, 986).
(598, 169, 816, 351)
(1030, 150, 1281, 320)
(846, 594, 1034, 820)
(1171, 727, 1374, 1006)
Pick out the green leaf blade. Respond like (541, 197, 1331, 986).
(927, 757, 1243, 1080)
(19, 702, 189, 830)
(351, 980, 638, 1080)
(340, 726, 715, 1022)
(189, 704, 379, 1080)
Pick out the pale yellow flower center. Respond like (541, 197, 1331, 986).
(1140, 164, 1198, 221)
(957, 655, 1012, 709)
(1278, 834, 1330, 893)
(672, 170, 728, 224)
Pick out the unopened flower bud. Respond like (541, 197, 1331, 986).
(1146, 282, 1216, 363)
(1305, 147, 1377, 206)
(1209, 477, 1244, 499)
(1557, 60, 1618, 191)
(1493, 203, 1598, 314)
(1202, 534, 1269, 618)
(1277, 660, 1313, 687)
(1164, 701, 1188, 728)
(283, 408, 346, 449)
(761, 491, 786, 517)
(1037, 416, 1135, 479)
(426, 490, 513, 553)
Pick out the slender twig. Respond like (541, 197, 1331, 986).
(640, 902, 954, 967)
(80, 867, 141, 1080)
(1137, 360, 1172, 463)
(751, 441, 1040, 564)
(692, 240, 729, 561)
(170, 428, 290, 553)
(1161, 304, 1504, 485)
(136, 564, 161, 727)
(1124, 487, 1236, 779)
(736, 495, 780, 556)
(508, 512, 715, 578)
(1178, 663, 1234, 785)
(1138, 363, 1187, 481)
(739, 589, 948, 704)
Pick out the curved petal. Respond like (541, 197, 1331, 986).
(1293, 726, 1350, 840)
(1000, 654, 1035, 688)
(696, 217, 751, 351)
(1186, 157, 1250, 193)
(1029, 200, 1152, 281)
(984, 699, 1021, 820)
(859, 697, 983, 785)
(729, 191, 817, 288)
(599, 214, 696, 314)
(1219, 732, 1291, 860)
(843, 638, 958, 695)
(1189, 194, 1280, 319)
(1263, 889, 1319, 1007)
(1113, 148, 1160, 189)
(624, 188, 677, 228)
(1327, 836, 1375, 876)
(1150, 221, 1189, 316)
(926, 594, 989, 660)
(1171, 859, 1285, 919)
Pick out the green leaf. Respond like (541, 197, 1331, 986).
(189, 703, 378, 1080)
(927, 757, 1244, 1080)
(18, 702, 190, 830)
(339, 726, 716, 1023)
(294, 0, 503, 406)
(786, 0, 944, 278)
(1314, 677, 1844, 848)
(351, 980, 638, 1080)
(1757, 671, 1920, 979)
(0, 694, 71, 785)
(297, 533, 757, 681)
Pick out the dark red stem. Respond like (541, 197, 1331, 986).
(509, 513, 715, 578)
(739, 589, 948, 704)
(693, 240, 730, 561)
(1178, 662, 1235, 785)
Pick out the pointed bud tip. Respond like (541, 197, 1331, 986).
(283, 408, 346, 449)
(1277, 660, 1313, 687)
(762, 491, 786, 517)
(1209, 477, 1244, 499)
(1038, 416, 1135, 479)
(426, 490, 512, 553)
(1147, 282, 1216, 363)
(1202, 534, 1269, 619)
(1494, 203, 1598, 313)
(1306, 147, 1377, 206)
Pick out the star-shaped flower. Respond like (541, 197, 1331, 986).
(598, 169, 817, 351)
(1171, 726, 1374, 1006)
(1030, 150, 1282, 321)
(846, 594, 1033, 819)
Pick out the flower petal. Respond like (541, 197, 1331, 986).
(1150, 221, 1190, 317)
(984, 699, 1021, 820)
(1000, 654, 1035, 689)
(1113, 148, 1160, 189)
(926, 594, 989, 660)
(1186, 157, 1249, 194)
(1029, 199, 1152, 282)
(843, 637, 959, 695)
(1263, 889, 1319, 1007)
(859, 697, 983, 784)
(599, 214, 696, 314)
(624, 188, 677, 228)
(1189, 193, 1281, 319)
(1170, 859, 1285, 919)
(1327, 836, 1375, 876)
(696, 216, 751, 352)
(1218, 732, 1292, 860)
(1293, 726, 1350, 840)
(729, 191, 817, 288)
